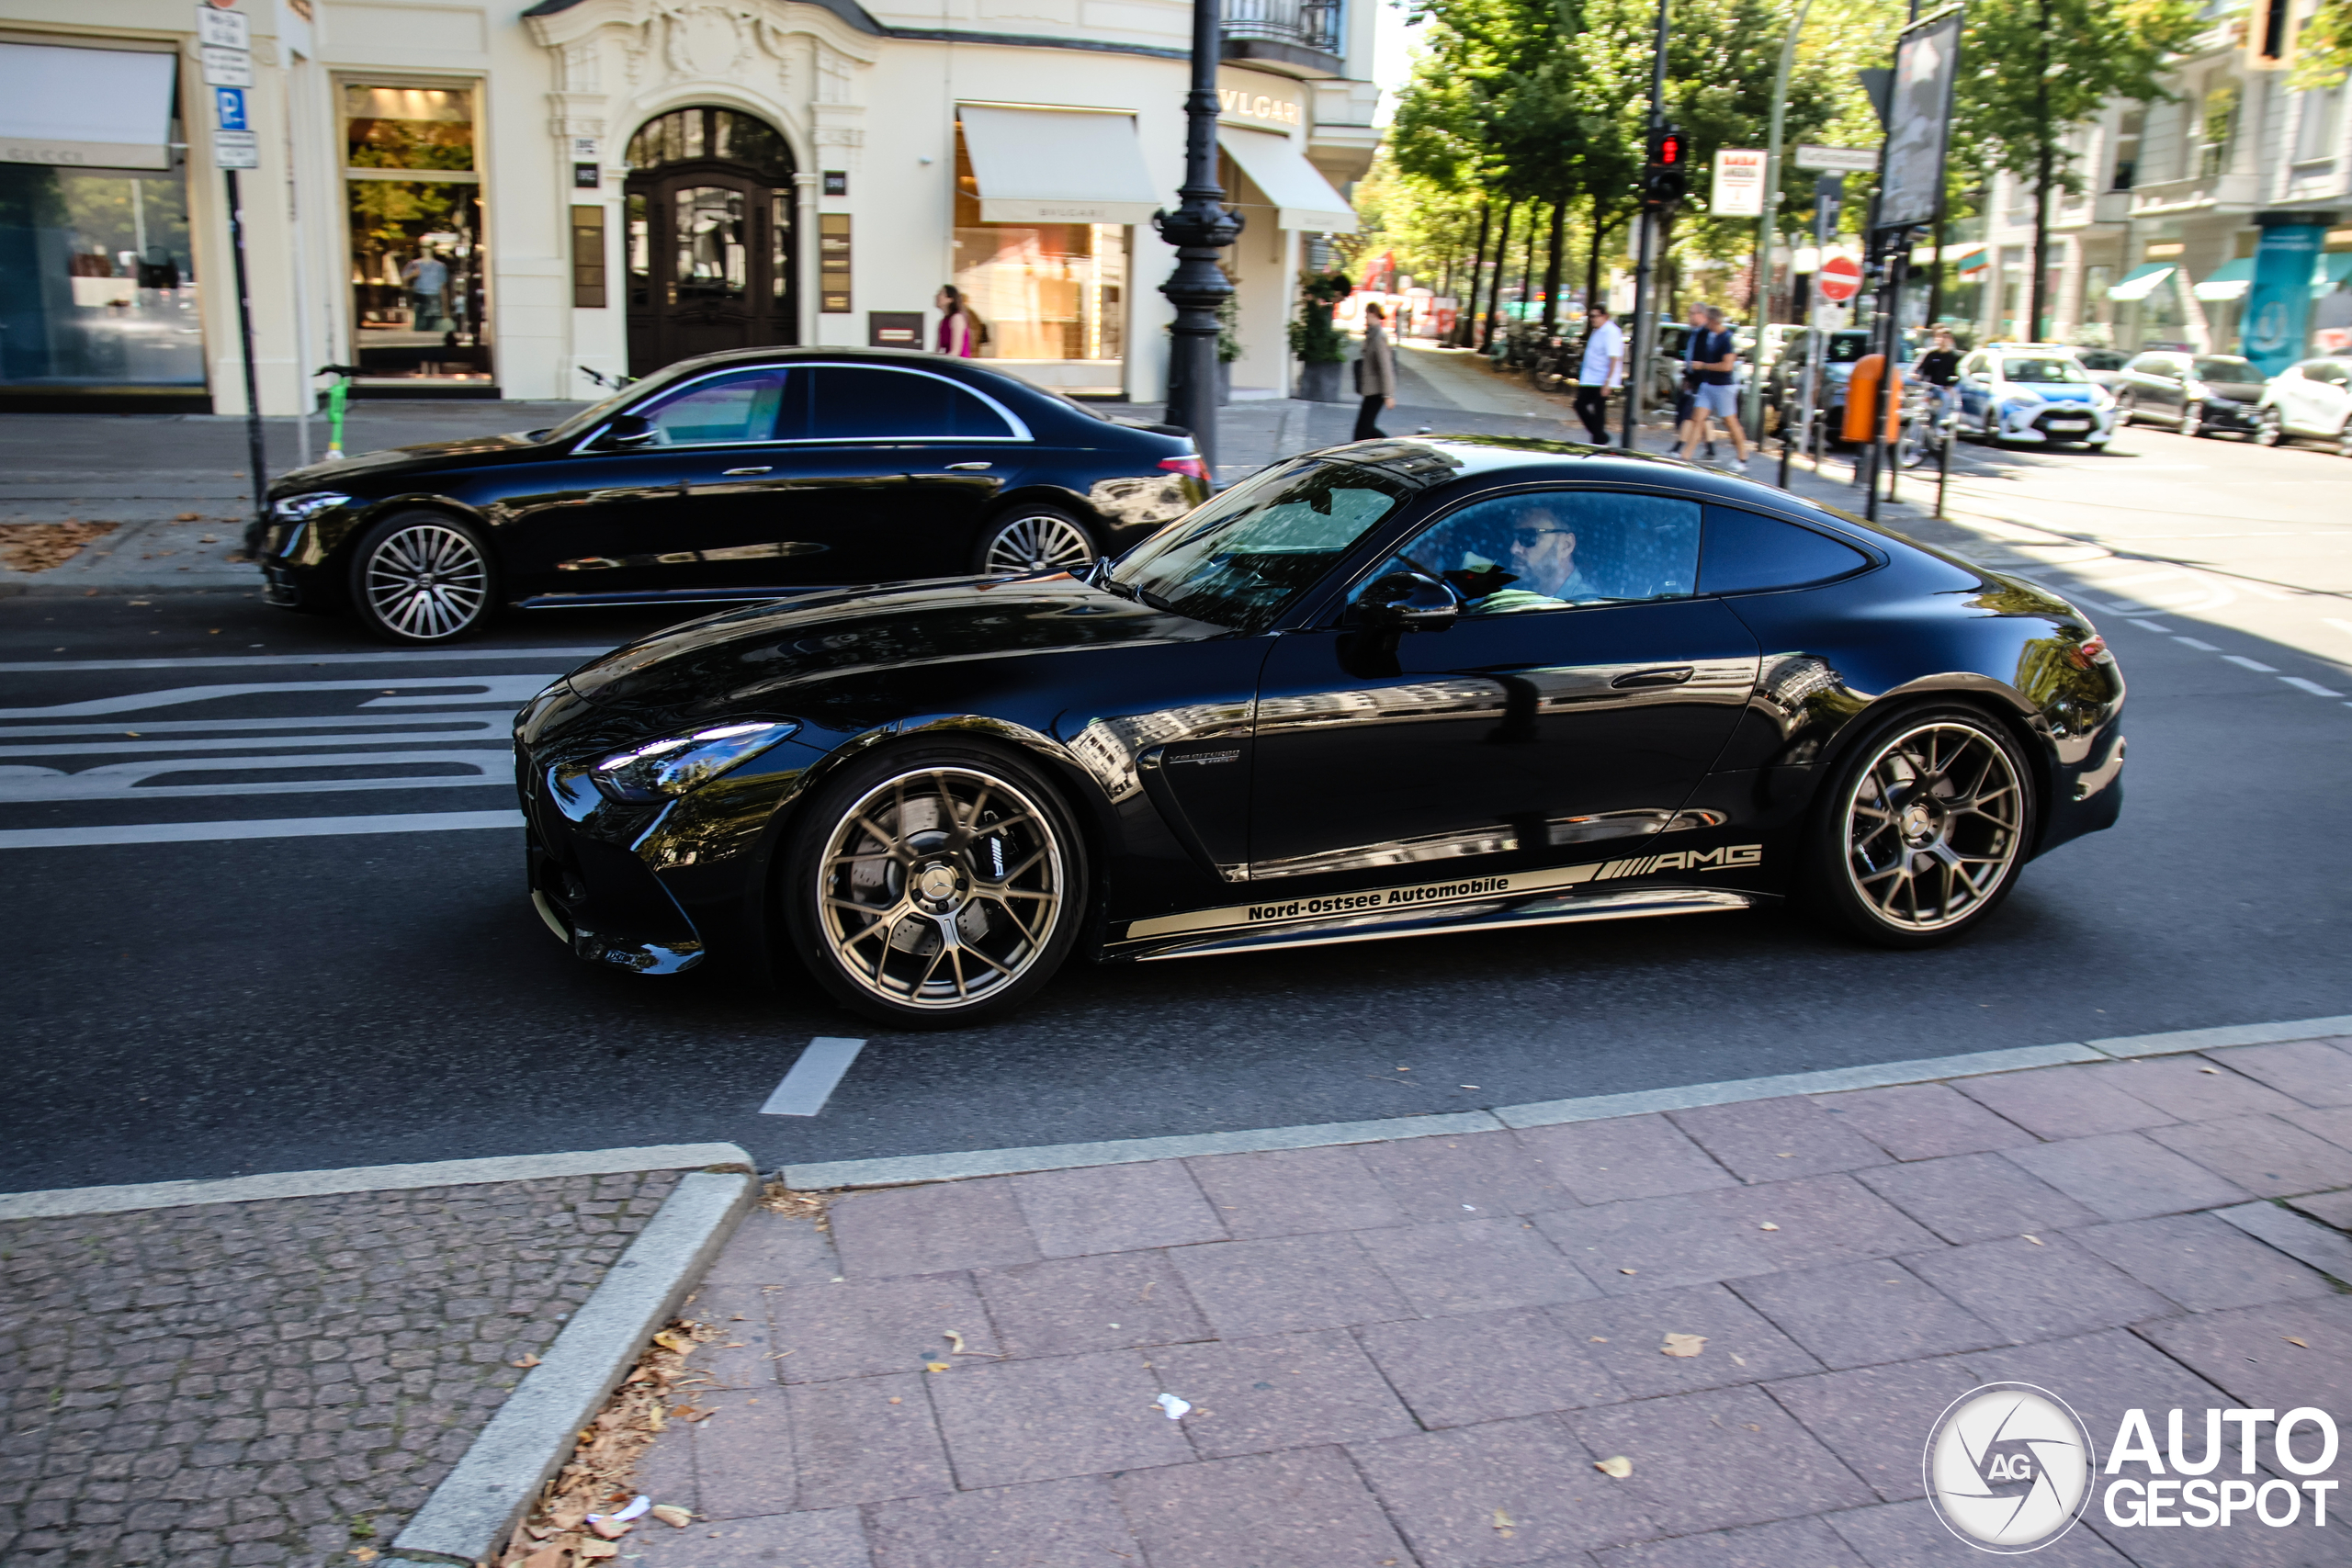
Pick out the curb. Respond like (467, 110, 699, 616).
(391, 1168, 759, 1565)
(781, 1014, 2352, 1190)
(0, 1142, 754, 1221)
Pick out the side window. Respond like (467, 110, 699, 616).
(801, 367, 1018, 440)
(634, 367, 785, 446)
(2310, 362, 2347, 386)
(1365, 491, 1702, 616)
(1961, 354, 1986, 378)
(1698, 507, 1871, 595)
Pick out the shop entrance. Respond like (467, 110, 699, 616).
(624, 108, 798, 377)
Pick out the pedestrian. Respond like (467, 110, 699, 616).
(1675, 305, 1707, 452)
(1353, 300, 1396, 441)
(1679, 304, 1753, 472)
(1914, 326, 1962, 423)
(1572, 303, 1623, 444)
(401, 250, 448, 332)
(935, 285, 980, 357)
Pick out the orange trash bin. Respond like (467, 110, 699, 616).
(1842, 354, 1905, 444)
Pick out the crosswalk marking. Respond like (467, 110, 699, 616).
(0, 811, 526, 851)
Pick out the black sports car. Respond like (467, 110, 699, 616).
(256, 347, 1207, 643)
(513, 436, 2127, 1026)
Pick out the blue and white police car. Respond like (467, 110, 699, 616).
(1953, 344, 2117, 449)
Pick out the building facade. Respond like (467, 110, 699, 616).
(0, 0, 1373, 414)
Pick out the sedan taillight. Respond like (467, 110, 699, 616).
(1159, 455, 1209, 482)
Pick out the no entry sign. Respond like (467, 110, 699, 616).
(1816, 254, 1862, 302)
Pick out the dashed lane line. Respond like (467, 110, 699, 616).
(0, 649, 613, 673)
(759, 1038, 870, 1117)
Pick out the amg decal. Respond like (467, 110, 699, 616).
(1125, 846, 1765, 942)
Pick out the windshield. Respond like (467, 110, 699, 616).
(541, 362, 714, 444)
(2193, 356, 2260, 383)
(2077, 349, 2126, 370)
(1999, 356, 2089, 384)
(1825, 334, 1870, 364)
(1102, 459, 1410, 632)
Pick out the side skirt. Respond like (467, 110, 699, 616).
(1122, 886, 1757, 964)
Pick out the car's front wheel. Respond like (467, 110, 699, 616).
(974, 505, 1097, 577)
(2255, 408, 2285, 446)
(1805, 708, 2036, 950)
(781, 745, 1087, 1027)
(347, 512, 495, 643)
(2178, 400, 2206, 438)
(2112, 392, 2136, 426)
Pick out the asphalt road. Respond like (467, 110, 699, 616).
(4, 418, 2350, 1194)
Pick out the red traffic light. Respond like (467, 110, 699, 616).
(1657, 133, 1683, 166)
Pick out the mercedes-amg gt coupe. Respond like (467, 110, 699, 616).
(513, 435, 2127, 1026)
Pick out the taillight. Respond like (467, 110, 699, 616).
(1159, 455, 1208, 482)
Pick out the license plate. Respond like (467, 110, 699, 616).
(2047, 419, 2090, 430)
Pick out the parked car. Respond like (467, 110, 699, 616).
(514, 435, 2126, 1024)
(1766, 328, 1919, 440)
(2071, 347, 2131, 392)
(2254, 356, 2352, 456)
(1953, 347, 2116, 448)
(257, 348, 1209, 643)
(2111, 351, 2267, 437)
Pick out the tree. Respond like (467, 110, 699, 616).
(1953, 0, 2198, 340)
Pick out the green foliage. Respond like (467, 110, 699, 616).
(1952, 0, 2200, 195)
(1288, 270, 1354, 362)
(2291, 0, 2352, 87)
(1216, 292, 1243, 363)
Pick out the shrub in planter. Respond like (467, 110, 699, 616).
(1289, 269, 1351, 402)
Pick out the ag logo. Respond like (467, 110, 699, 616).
(1925, 1382, 2096, 1552)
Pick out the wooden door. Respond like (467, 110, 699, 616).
(626, 169, 796, 375)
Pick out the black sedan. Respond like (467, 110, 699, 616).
(257, 348, 1207, 642)
(2112, 351, 2268, 437)
(513, 436, 2128, 1027)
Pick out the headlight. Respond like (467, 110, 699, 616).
(2002, 396, 2041, 413)
(592, 721, 798, 803)
(271, 491, 352, 521)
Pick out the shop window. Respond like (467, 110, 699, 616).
(342, 84, 490, 383)
(0, 164, 203, 392)
(951, 125, 1126, 361)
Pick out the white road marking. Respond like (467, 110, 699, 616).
(0, 749, 514, 801)
(2128, 619, 2172, 633)
(2175, 637, 2221, 651)
(0, 719, 509, 758)
(2281, 676, 2344, 697)
(2325, 619, 2352, 639)
(0, 676, 554, 720)
(0, 649, 612, 673)
(0, 810, 523, 850)
(2222, 655, 2280, 673)
(759, 1037, 869, 1117)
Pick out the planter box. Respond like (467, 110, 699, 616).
(1296, 360, 1347, 402)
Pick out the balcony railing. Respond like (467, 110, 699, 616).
(1223, 0, 1343, 59)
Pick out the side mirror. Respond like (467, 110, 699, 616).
(1351, 570, 1461, 630)
(600, 412, 657, 449)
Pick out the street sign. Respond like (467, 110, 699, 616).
(1795, 144, 1878, 174)
(199, 44, 253, 87)
(214, 129, 259, 169)
(1817, 254, 1863, 302)
(1711, 149, 1767, 217)
(214, 87, 248, 132)
(197, 6, 249, 47)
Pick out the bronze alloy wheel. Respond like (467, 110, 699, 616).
(355, 514, 492, 641)
(978, 509, 1096, 576)
(811, 762, 1070, 1016)
(1838, 718, 2028, 937)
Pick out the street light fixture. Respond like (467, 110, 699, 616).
(1154, 0, 1245, 479)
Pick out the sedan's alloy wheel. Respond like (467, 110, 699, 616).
(816, 766, 1066, 1011)
(1841, 721, 2026, 934)
(982, 513, 1095, 576)
(363, 523, 490, 640)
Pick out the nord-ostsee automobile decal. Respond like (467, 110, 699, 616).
(1124, 845, 1763, 942)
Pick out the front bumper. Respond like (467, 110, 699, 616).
(1997, 403, 2113, 443)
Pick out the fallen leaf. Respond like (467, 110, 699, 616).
(1492, 1507, 1515, 1533)
(589, 1517, 631, 1540)
(2285, 1337, 2310, 1348)
(944, 1330, 971, 1354)
(2199, 1066, 2220, 1074)
(350, 1551, 379, 1564)
(926, 1361, 951, 1373)
(1619, 1268, 1637, 1275)
(1595, 1455, 1634, 1478)
(1758, 1223, 1780, 1231)
(2023, 1235, 2043, 1246)
(579, 1542, 619, 1561)
(521, 1547, 565, 1568)
(512, 1353, 543, 1369)
(1731, 1353, 1747, 1367)
(176, 512, 199, 521)
(650, 1505, 692, 1529)
(1661, 1333, 1706, 1359)
(652, 1330, 695, 1353)
(1775, 1152, 1794, 1158)
(888, 1396, 902, 1404)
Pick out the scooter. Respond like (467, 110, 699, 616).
(314, 365, 365, 460)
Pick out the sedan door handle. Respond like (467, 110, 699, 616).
(721, 466, 773, 477)
(944, 461, 993, 471)
(1611, 666, 1695, 689)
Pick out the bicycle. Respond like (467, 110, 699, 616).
(1895, 384, 1954, 469)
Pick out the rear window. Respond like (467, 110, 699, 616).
(2193, 356, 2259, 382)
(786, 366, 1018, 440)
(1699, 507, 1871, 595)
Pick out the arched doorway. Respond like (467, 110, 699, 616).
(624, 107, 798, 376)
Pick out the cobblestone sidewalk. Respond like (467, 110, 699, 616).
(0, 1170, 680, 1568)
(624, 1037, 2352, 1567)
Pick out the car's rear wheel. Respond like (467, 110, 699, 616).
(2178, 400, 2206, 438)
(2255, 408, 2284, 446)
(2112, 392, 2136, 426)
(348, 511, 495, 643)
(1805, 708, 2035, 950)
(781, 745, 1086, 1027)
(974, 505, 1096, 577)
(2337, 420, 2352, 459)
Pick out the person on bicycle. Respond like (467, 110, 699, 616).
(1915, 328, 1962, 421)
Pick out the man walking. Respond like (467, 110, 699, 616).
(1679, 305, 1752, 471)
(1353, 301, 1396, 441)
(1573, 303, 1623, 445)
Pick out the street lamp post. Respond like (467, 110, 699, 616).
(1154, 0, 1244, 478)
(1622, 0, 1670, 449)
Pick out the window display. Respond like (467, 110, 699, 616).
(0, 163, 203, 393)
(952, 127, 1125, 362)
(343, 85, 490, 383)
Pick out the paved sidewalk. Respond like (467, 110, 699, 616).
(0, 1169, 680, 1568)
(624, 1037, 2352, 1566)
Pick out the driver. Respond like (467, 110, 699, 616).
(1446, 502, 1600, 613)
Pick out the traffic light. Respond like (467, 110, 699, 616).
(1642, 123, 1688, 210)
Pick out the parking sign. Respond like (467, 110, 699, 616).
(215, 86, 248, 132)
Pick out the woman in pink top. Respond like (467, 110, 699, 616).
(935, 286, 977, 357)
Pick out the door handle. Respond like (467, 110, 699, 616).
(944, 461, 993, 471)
(1611, 666, 1695, 689)
(721, 466, 772, 476)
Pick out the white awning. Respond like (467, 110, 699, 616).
(1218, 126, 1358, 232)
(2105, 265, 2176, 303)
(958, 105, 1161, 226)
(0, 43, 178, 171)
